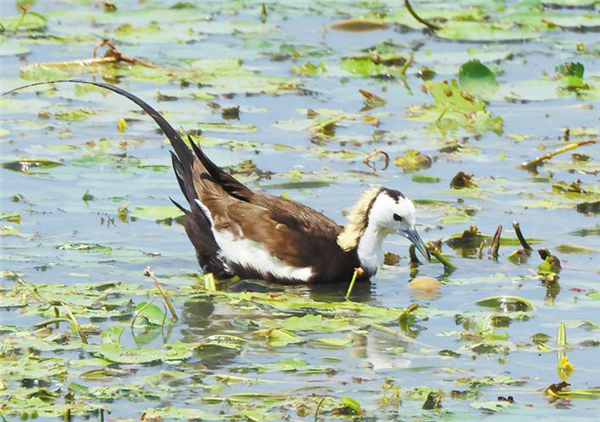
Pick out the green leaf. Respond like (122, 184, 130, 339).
(436, 21, 539, 42)
(134, 302, 171, 326)
(131, 205, 185, 221)
(54, 107, 97, 122)
(341, 397, 361, 414)
(470, 400, 512, 412)
(0, 213, 20, 224)
(394, 150, 433, 172)
(412, 174, 440, 184)
(315, 337, 352, 347)
(554, 244, 599, 254)
(407, 79, 504, 136)
(0, 11, 46, 31)
(101, 326, 124, 346)
(1, 158, 62, 173)
(140, 408, 223, 420)
(331, 18, 389, 32)
(475, 296, 535, 312)
(0, 225, 21, 236)
(458, 60, 499, 98)
(290, 61, 326, 76)
(58, 243, 112, 254)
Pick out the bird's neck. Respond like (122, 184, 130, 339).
(356, 222, 387, 276)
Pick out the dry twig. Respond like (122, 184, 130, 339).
(35, 39, 157, 69)
(520, 140, 596, 169)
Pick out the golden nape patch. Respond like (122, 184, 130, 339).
(337, 187, 382, 251)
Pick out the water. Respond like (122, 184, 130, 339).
(1, 0, 599, 420)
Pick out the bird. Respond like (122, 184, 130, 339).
(3, 80, 430, 284)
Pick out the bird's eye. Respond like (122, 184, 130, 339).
(393, 213, 403, 222)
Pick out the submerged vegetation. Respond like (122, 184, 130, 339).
(1, 0, 599, 420)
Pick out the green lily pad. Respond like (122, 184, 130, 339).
(0, 225, 21, 236)
(587, 292, 600, 300)
(58, 243, 112, 254)
(394, 150, 433, 172)
(436, 21, 539, 42)
(470, 400, 512, 412)
(555, 244, 599, 254)
(458, 60, 499, 98)
(315, 337, 352, 347)
(131, 206, 185, 221)
(0, 12, 46, 32)
(412, 174, 440, 184)
(140, 408, 223, 420)
(1, 158, 62, 172)
(134, 302, 173, 326)
(475, 296, 535, 312)
(341, 397, 361, 414)
(407, 79, 503, 135)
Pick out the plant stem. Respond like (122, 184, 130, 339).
(314, 397, 326, 422)
(409, 244, 420, 264)
(60, 303, 88, 344)
(400, 54, 414, 76)
(520, 140, 596, 169)
(144, 266, 178, 321)
(489, 224, 502, 258)
(363, 149, 390, 173)
(404, 0, 442, 30)
(477, 240, 486, 259)
(345, 268, 363, 300)
(33, 318, 73, 328)
(204, 273, 217, 292)
(513, 221, 533, 250)
(427, 243, 456, 270)
(14, 11, 27, 33)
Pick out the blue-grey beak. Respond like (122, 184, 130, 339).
(404, 228, 430, 262)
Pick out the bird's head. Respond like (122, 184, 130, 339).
(337, 187, 430, 262)
(368, 188, 430, 261)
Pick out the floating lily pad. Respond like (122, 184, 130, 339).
(394, 150, 433, 172)
(1, 158, 62, 172)
(555, 244, 599, 254)
(458, 60, 499, 98)
(331, 18, 389, 32)
(475, 296, 535, 312)
(131, 206, 185, 221)
(470, 400, 512, 412)
(134, 302, 173, 326)
(436, 21, 540, 42)
(0, 12, 46, 32)
(58, 243, 112, 254)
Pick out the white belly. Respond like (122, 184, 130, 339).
(214, 229, 313, 282)
(194, 199, 313, 282)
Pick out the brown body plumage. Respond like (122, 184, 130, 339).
(174, 139, 364, 283)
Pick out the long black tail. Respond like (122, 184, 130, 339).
(3, 79, 195, 194)
(2, 79, 229, 276)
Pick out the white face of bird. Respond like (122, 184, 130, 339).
(369, 189, 430, 261)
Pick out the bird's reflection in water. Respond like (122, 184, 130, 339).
(178, 277, 426, 371)
(347, 332, 413, 370)
(306, 279, 373, 303)
(179, 298, 240, 369)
